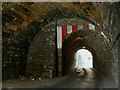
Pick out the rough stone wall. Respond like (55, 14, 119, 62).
(102, 2, 120, 86)
(27, 22, 56, 78)
(101, 3, 119, 86)
(2, 2, 119, 82)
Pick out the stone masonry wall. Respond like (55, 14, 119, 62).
(2, 2, 119, 81)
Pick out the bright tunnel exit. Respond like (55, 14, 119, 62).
(75, 48, 93, 69)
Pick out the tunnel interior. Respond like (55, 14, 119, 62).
(62, 29, 101, 75)
(2, 2, 119, 88)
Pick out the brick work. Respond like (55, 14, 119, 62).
(2, 2, 119, 82)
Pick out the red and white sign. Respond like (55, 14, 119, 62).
(57, 24, 95, 49)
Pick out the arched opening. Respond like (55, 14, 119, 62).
(74, 48, 93, 69)
(62, 30, 98, 76)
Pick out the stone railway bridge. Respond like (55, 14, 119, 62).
(2, 2, 120, 88)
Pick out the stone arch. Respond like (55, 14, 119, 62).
(62, 29, 110, 75)
(2, 3, 118, 82)
(26, 9, 101, 78)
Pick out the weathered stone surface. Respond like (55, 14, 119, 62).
(2, 2, 119, 85)
(26, 24, 56, 78)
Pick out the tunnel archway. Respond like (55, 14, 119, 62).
(62, 29, 109, 76)
(75, 48, 93, 69)
(2, 2, 118, 87)
(9, 3, 112, 79)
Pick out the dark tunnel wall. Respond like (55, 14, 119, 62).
(26, 22, 56, 78)
(2, 2, 119, 85)
(102, 3, 119, 85)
